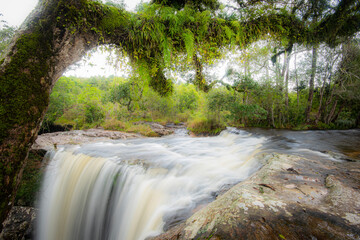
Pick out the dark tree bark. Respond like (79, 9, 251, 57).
(284, 50, 291, 108)
(326, 99, 338, 124)
(294, 48, 299, 107)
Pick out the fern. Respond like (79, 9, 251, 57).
(161, 37, 172, 66)
(182, 29, 195, 62)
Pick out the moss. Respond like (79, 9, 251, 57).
(0, 31, 51, 141)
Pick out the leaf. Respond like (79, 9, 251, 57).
(182, 29, 194, 62)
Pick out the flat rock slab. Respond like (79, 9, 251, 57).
(32, 129, 141, 150)
(133, 121, 176, 136)
(150, 153, 360, 240)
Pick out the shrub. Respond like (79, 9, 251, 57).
(127, 124, 159, 137)
(335, 119, 356, 129)
(85, 103, 105, 124)
(103, 118, 127, 131)
(187, 117, 226, 135)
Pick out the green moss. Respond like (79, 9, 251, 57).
(0, 31, 51, 141)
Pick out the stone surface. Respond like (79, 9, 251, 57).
(32, 124, 178, 150)
(32, 128, 142, 150)
(150, 153, 360, 240)
(0, 207, 36, 240)
(133, 121, 175, 136)
(3, 152, 360, 240)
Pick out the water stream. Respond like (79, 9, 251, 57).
(37, 128, 360, 240)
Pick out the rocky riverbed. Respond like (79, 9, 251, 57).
(32, 122, 179, 150)
(2, 128, 360, 240)
(150, 153, 360, 240)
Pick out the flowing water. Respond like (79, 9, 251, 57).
(37, 128, 360, 240)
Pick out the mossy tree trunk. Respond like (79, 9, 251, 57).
(0, 0, 128, 227)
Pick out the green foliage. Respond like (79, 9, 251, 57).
(127, 124, 159, 137)
(0, 23, 15, 59)
(317, 122, 336, 130)
(109, 80, 133, 109)
(183, 29, 195, 62)
(15, 150, 45, 206)
(174, 84, 200, 112)
(84, 103, 105, 124)
(207, 88, 233, 112)
(230, 103, 267, 123)
(42, 77, 76, 129)
(187, 117, 225, 135)
(334, 119, 356, 129)
(103, 118, 127, 131)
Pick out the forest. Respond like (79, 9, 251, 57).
(1, 1, 358, 136)
(41, 38, 360, 135)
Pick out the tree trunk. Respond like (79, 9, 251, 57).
(283, 48, 292, 108)
(0, 0, 127, 226)
(271, 104, 275, 128)
(305, 45, 318, 122)
(193, 54, 207, 92)
(323, 84, 337, 122)
(315, 74, 328, 124)
(331, 102, 345, 123)
(356, 111, 360, 127)
(294, 49, 299, 107)
(326, 100, 338, 124)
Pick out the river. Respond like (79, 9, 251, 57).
(36, 128, 360, 240)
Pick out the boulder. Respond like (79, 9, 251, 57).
(32, 129, 141, 150)
(150, 153, 360, 240)
(0, 207, 36, 240)
(133, 121, 175, 136)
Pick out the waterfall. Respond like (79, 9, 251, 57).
(37, 129, 265, 240)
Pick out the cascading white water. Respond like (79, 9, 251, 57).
(37, 129, 266, 240)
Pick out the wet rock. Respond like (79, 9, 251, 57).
(321, 150, 357, 162)
(150, 153, 360, 240)
(133, 121, 175, 136)
(0, 207, 36, 240)
(32, 129, 141, 150)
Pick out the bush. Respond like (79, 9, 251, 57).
(127, 124, 159, 137)
(85, 103, 105, 124)
(335, 119, 356, 129)
(176, 111, 191, 122)
(103, 118, 127, 131)
(316, 122, 336, 130)
(187, 117, 226, 135)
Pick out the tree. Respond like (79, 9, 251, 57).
(0, 21, 15, 59)
(0, 0, 359, 226)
